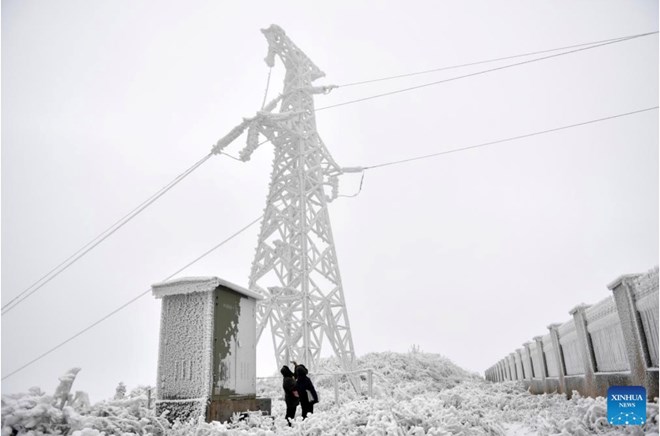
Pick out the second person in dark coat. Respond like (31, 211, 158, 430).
(294, 364, 318, 419)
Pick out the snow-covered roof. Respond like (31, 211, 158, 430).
(151, 276, 263, 300)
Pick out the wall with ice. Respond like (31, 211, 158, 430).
(486, 266, 659, 400)
(157, 290, 213, 400)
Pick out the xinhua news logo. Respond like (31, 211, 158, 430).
(607, 386, 646, 426)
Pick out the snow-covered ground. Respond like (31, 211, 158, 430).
(2, 351, 658, 435)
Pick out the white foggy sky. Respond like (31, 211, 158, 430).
(2, 1, 658, 402)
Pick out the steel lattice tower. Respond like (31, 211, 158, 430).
(233, 25, 356, 372)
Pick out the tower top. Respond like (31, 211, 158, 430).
(261, 24, 325, 81)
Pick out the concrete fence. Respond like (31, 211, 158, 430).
(485, 267, 659, 400)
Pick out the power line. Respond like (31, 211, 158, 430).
(4, 30, 657, 377)
(4, 105, 656, 380)
(2, 153, 213, 315)
(363, 106, 659, 170)
(6, 29, 657, 309)
(1, 215, 263, 381)
(317, 31, 657, 112)
(337, 31, 655, 88)
(4, 113, 270, 315)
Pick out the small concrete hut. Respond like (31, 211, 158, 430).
(152, 276, 271, 422)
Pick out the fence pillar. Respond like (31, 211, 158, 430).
(523, 342, 535, 380)
(508, 353, 518, 380)
(514, 352, 522, 380)
(510, 357, 516, 380)
(547, 323, 566, 395)
(515, 349, 526, 379)
(569, 304, 596, 396)
(509, 354, 516, 380)
(608, 275, 654, 393)
(533, 336, 547, 391)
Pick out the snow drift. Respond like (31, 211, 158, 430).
(2, 351, 658, 435)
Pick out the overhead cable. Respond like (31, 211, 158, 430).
(1, 215, 263, 381)
(337, 31, 656, 88)
(5, 105, 657, 379)
(317, 32, 658, 112)
(363, 106, 659, 170)
(2, 153, 213, 315)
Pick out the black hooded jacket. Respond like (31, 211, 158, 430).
(281, 366, 299, 406)
(295, 365, 318, 404)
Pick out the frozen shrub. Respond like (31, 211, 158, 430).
(113, 382, 126, 400)
(3, 353, 659, 435)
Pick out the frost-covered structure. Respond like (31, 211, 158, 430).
(152, 277, 270, 422)
(485, 267, 659, 400)
(213, 25, 357, 375)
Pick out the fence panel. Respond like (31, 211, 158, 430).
(522, 346, 533, 379)
(529, 341, 543, 378)
(542, 335, 559, 377)
(514, 351, 524, 380)
(558, 320, 583, 375)
(585, 296, 629, 372)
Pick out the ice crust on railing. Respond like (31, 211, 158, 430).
(632, 266, 659, 298)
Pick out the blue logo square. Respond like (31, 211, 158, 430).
(607, 386, 646, 426)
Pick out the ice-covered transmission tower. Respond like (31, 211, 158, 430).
(219, 25, 356, 372)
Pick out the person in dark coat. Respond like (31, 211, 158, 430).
(294, 364, 318, 419)
(293, 362, 308, 376)
(280, 366, 299, 426)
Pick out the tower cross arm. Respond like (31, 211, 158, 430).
(210, 94, 283, 156)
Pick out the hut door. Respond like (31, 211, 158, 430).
(212, 287, 242, 396)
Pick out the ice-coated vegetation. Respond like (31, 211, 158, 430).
(2, 351, 658, 435)
(1, 381, 167, 436)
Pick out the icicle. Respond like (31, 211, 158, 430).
(326, 175, 339, 202)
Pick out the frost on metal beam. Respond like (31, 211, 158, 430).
(238, 25, 356, 376)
